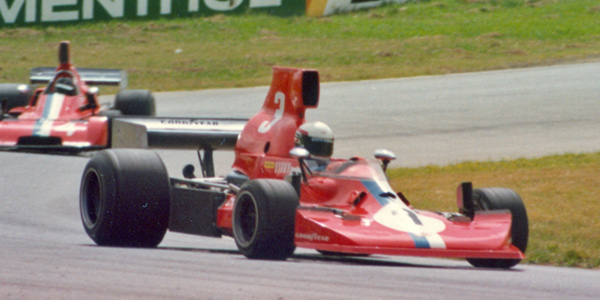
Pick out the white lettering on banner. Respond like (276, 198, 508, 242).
(1, 0, 285, 25)
(83, 0, 123, 19)
(160, 0, 169, 14)
(249, 0, 281, 8)
(137, 0, 147, 16)
(42, 0, 77, 22)
(189, 0, 199, 12)
(204, 0, 243, 11)
(0, 0, 35, 23)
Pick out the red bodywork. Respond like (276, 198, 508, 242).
(0, 41, 109, 151)
(215, 67, 523, 259)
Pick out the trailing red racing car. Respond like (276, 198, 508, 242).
(0, 41, 155, 153)
(79, 67, 529, 269)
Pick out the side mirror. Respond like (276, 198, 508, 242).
(289, 147, 310, 159)
(289, 147, 310, 183)
(374, 149, 396, 172)
(83, 87, 100, 113)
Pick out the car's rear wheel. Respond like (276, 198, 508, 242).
(113, 90, 155, 116)
(80, 149, 170, 247)
(233, 179, 298, 260)
(467, 188, 528, 269)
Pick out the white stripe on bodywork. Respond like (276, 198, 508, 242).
(35, 93, 65, 137)
(423, 233, 446, 249)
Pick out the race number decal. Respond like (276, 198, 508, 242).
(373, 202, 446, 249)
(258, 91, 285, 133)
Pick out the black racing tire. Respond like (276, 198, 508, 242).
(114, 90, 156, 116)
(80, 149, 170, 247)
(233, 179, 298, 260)
(467, 188, 528, 269)
(0, 83, 32, 111)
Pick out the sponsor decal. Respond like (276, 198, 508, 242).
(159, 119, 220, 127)
(263, 161, 275, 169)
(274, 161, 292, 174)
(295, 232, 330, 242)
(54, 122, 83, 136)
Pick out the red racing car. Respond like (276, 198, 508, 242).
(79, 67, 528, 268)
(0, 41, 155, 153)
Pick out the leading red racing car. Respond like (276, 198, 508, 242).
(0, 41, 155, 153)
(79, 67, 528, 268)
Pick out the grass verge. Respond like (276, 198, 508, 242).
(1, 0, 600, 91)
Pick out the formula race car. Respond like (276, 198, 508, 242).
(0, 41, 155, 153)
(79, 67, 529, 269)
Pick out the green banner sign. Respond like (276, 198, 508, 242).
(1, 0, 305, 27)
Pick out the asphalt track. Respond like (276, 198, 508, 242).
(1, 63, 599, 299)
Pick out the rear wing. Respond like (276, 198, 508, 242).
(30, 67, 128, 89)
(112, 117, 247, 177)
(111, 117, 246, 150)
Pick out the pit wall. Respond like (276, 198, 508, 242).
(0, 0, 407, 28)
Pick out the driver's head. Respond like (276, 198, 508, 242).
(55, 77, 76, 95)
(295, 121, 334, 158)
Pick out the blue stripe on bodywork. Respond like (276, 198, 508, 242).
(362, 179, 434, 249)
(409, 233, 431, 248)
(32, 94, 56, 136)
(360, 180, 392, 206)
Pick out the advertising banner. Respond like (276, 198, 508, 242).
(1, 0, 304, 27)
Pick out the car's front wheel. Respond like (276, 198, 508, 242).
(467, 188, 528, 269)
(233, 179, 298, 260)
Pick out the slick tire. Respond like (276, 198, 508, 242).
(233, 179, 298, 260)
(80, 149, 170, 247)
(0, 83, 32, 111)
(467, 188, 529, 269)
(114, 90, 156, 116)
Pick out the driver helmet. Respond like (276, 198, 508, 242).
(295, 121, 334, 158)
(55, 77, 76, 95)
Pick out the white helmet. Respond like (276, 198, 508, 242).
(295, 121, 334, 157)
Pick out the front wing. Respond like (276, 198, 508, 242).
(294, 207, 524, 259)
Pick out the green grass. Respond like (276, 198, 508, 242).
(388, 152, 600, 268)
(2, 0, 600, 268)
(1, 0, 600, 91)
